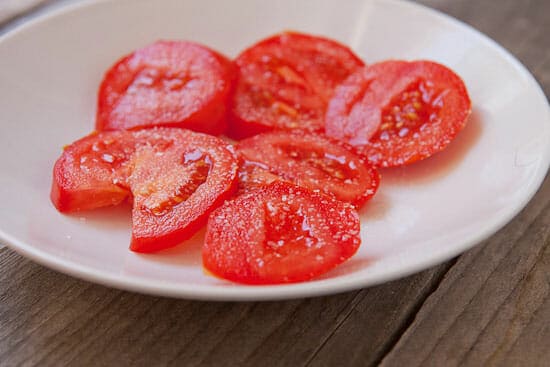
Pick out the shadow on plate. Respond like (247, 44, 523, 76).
(379, 107, 483, 185)
(138, 228, 206, 267)
(66, 202, 132, 230)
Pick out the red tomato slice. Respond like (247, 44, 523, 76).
(203, 181, 361, 284)
(236, 160, 284, 195)
(325, 60, 471, 167)
(96, 41, 235, 135)
(51, 128, 238, 252)
(236, 131, 379, 207)
(51, 131, 135, 213)
(229, 32, 365, 139)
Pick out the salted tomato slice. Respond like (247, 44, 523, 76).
(236, 131, 379, 207)
(325, 60, 471, 167)
(203, 181, 361, 284)
(51, 128, 238, 252)
(229, 32, 364, 139)
(236, 160, 283, 195)
(96, 41, 235, 135)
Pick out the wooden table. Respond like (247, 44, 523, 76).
(1, 1, 548, 365)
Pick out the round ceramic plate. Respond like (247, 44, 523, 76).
(0, 0, 549, 301)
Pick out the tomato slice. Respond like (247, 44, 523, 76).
(96, 41, 235, 135)
(236, 131, 379, 207)
(228, 32, 364, 139)
(51, 128, 238, 252)
(203, 181, 361, 284)
(325, 60, 471, 167)
(51, 131, 135, 212)
(236, 160, 284, 195)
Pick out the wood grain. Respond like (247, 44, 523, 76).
(0, 248, 451, 366)
(380, 177, 550, 366)
(0, 0, 548, 366)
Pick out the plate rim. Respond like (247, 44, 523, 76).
(1, 0, 549, 301)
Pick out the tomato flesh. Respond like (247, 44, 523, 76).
(51, 128, 238, 252)
(96, 41, 235, 135)
(203, 182, 361, 284)
(237, 131, 379, 207)
(51, 132, 135, 212)
(325, 60, 471, 167)
(229, 32, 364, 139)
(236, 161, 283, 195)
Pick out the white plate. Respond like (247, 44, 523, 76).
(0, 0, 549, 301)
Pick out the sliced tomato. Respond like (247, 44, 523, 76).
(96, 41, 235, 135)
(325, 60, 471, 167)
(203, 181, 361, 284)
(236, 160, 284, 195)
(236, 131, 379, 207)
(51, 131, 135, 212)
(228, 31, 364, 139)
(51, 128, 238, 252)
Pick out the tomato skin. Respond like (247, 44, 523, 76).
(203, 181, 361, 284)
(96, 41, 236, 135)
(51, 131, 134, 213)
(130, 176, 237, 253)
(236, 131, 379, 207)
(228, 32, 364, 139)
(325, 60, 471, 167)
(51, 128, 238, 253)
(236, 160, 283, 195)
(128, 131, 238, 253)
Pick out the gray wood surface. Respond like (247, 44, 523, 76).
(0, 0, 549, 366)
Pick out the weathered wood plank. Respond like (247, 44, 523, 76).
(0, 247, 450, 366)
(380, 176, 550, 366)
(298, 262, 453, 367)
(502, 280, 550, 367)
(464, 231, 550, 366)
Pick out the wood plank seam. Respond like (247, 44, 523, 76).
(455, 210, 550, 366)
(234, 295, 361, 367)
(482, 241, 550, 365)
(5, 284, 112, 365)
(0, 268, 89, 346)
(166, 303, 259, 366)
(62, 297, 164, 367)
(369, 258, 458, 366)
(413, 200, 550, 367)
(1, 281, 88, 336)
(299, 291, 368, 367)
(379, 194, 550, 366)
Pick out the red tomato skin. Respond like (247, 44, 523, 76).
(129, 130, 238, 253)
(96, 41, 236, 135)
(51, 128, 238, 253)
(228, 31, 365, 139)
(325, 60, 471, 167)
(50, 171, 129, 213)
(129, 178, 237, 253)
(236, 160, 284, 195)
(203, 182, 361, 284)
(236, 131, 380, 208)
(50, 131, 133, 213)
